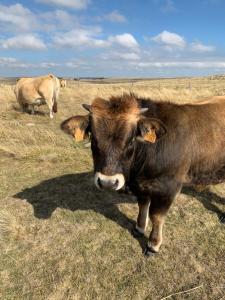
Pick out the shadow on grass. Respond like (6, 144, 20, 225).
(182, 186, 225, 223)
(14, 173, 224, 253)
(12, 104, 47, 116)
(14, 172, 148, 250)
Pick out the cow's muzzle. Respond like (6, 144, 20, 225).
(94, 172, 125, 191)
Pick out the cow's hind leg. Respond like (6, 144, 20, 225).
(45, 97, 54, 119)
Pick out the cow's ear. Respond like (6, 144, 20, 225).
(137, 117, 167, 143)
(61, 115, 90, 142)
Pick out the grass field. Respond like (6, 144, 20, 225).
(0, 76, 224, 300)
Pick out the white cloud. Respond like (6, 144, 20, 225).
(109, 33, 139, 50)
(53, 30, 139, 51)
(103, 10, 127, 23)
(117, 52, 140, 60)
(40, 62, 61, 68)
(1, 35, 46, 50)
(40, 10, 79, 31)
(1, 56, 225, 76)
(0, 57, 33, 68)
(0, 57, 17, 64)
(53, 28, 109, 48)
(134, 61, 225, 68)
(0, 3, 37, 32)
(0, 4, 80, 34)
(190, 42, 215, 53)
(102, 52, 140, 61)
(161, 0, 176, 13)
(36, 0, 90, 9)
(151, 30, 186, 48)
(65, 62, 79, 68)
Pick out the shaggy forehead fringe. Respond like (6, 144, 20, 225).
(91, 93, 139, 116)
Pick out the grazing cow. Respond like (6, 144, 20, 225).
(60, 79, 67, 88)
(14, 74, 61, 118)
(61, 94, 225, 256)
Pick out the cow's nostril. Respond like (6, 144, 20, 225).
(97, 177, 102, 188)
(114, 179, 119, 188)
(95, 173, 125, 191)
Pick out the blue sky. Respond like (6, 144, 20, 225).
(0, 0, 225, 77)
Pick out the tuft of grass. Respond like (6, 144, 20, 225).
(0, 210, 22, 243)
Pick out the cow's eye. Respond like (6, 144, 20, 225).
(126, 140, 135, 158)
(128, 137, 135, 146)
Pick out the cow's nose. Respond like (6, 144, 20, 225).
(97, 177, 119, 190)
(94, 172, 125, 191)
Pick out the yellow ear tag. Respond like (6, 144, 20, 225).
(74, 128, 85, 142)
(143, 129, 157, 143)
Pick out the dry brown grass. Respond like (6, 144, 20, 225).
(0, 77, 224, 300)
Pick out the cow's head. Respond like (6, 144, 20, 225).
(60, 79, 66, 88)
(61, 94, 166, 190)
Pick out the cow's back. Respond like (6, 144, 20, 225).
(134, 98, 225, 185)
(185, 100, 225, 184)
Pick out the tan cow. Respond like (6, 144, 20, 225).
(14, 74, 60, 118)
(60, 79, 66, 88)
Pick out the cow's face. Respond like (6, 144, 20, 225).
(90, 106, 138, 191)
(61, 95, 166, 191)
(60, 79, 66, 88)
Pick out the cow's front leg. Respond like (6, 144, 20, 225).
(133, 196, 150, 237)
(141, 177, 183, 256)
(144, 186, 180, 256)
(146, 211, 165, 254)
(30, 105, 35, 115)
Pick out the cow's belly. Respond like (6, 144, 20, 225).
(20, 89, 45, 105)
(189, 164, 225, 185)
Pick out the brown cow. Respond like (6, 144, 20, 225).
(61, 94, 225, 256)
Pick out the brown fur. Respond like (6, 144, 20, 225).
(61, 93, 225, 254)
(91, 95, 139, 120)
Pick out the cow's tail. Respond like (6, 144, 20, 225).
(52, 75, 59, 113)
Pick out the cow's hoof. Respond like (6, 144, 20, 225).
(144, 245, 157, 257)
(132, 226, 144, 238)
